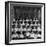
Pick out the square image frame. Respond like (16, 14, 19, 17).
(5, 1, 45, 45)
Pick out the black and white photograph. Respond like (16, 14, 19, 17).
(5, 1, 45, 45)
